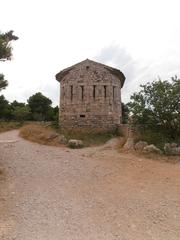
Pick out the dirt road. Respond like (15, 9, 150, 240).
(0, 130, 180, 240)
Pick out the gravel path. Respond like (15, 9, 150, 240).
(0, 130, 180, 240)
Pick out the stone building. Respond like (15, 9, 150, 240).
(56, 59, 125, 132)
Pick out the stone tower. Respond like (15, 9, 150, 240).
(56, 59, 125, 132)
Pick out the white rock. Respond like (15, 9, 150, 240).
(68, 139, 84, 148)
(143, 144, 162, 154)
(134, 141, 148, 151)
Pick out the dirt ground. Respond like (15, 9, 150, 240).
(0, 130, 180, 240)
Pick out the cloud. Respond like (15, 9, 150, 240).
(94, 44, 180, 103)
(94, 45, 144, 102)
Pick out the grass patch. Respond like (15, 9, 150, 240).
(0, 121, 22, 133)
(20, 123, 120, 147)
(135, 128, 180, 151)
(19, 123, 62, 147)
(58, 129, 120, 147)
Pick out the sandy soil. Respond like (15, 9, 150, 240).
(0, 130, 180, 240)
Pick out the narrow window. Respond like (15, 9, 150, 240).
(104, 86, 107, 99)
(113, 86, 116, 100)
(80, 114, 85, 118)
(93, 85, 96, 99)
(80, 86, 84, 100)
(70, 85, 73, 101)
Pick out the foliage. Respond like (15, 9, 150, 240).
(0, 74, 8, 90)
(59, 129, 120, 147)
(0, 30, 18, 91)
(0, 93, 58, 122)
(0, 121, 22, 133)
(12, 105, 31, 122)
(128, 76, 180, 139)
(19, 123, 61, 146)
(11, 100, 25, 108)
(121, 102, 129, 123)
(0, 30, 18, 61)
(27, 92, 54, 121)
(0, 95, 12, 120)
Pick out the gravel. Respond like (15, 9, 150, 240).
(0, 130, 180, 240)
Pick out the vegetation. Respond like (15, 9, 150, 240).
(0, 93, 59, 122)
(0, 121, 22, 133)
(121, 102, 129, 123)
(60, 129, 119, 147)
(0, 30, 18, 91)
(27, 92, 57, 121)
(128, 76, 180, 148)
(19, 123, 120, 147)
(19, 123, 62, 147)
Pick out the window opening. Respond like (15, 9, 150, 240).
(80, 86, 84, 100)
(104, 86, 107, 99)
(93, 85, 96, 99)
(70, 85, 73, 101)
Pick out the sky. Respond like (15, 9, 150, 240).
(0, 0, 180, 106)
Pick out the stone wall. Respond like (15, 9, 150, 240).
(57, 59, 125, 132)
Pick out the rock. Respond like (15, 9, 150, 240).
(164, 143, 180, 155)
(47, 133, 59, 140)
(170, 143, 178, 148)
(68, 139, 84, 148)
(164, 143, 172, 155)
(0, 140, 18, 143)
(58, 135, 68, 144)
(102, 138, 120, 150)
(143, 144, 162, 154)
(134, 141, 148, 151)
(123, 137, 134, 151)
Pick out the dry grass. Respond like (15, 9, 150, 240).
(20, 123, 119, 147)
(19, 123, 63, 147)
(61, 130, 118, 147)
(0, 122, 22, 133)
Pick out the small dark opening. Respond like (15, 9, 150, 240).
(80, 86, 84, 100)
(93, 85, 96, 99)
(86, 66, 89, 70)
(80, 114, 85, 118)
(104, 85, 107, 99)
(70, 85, 73, 101)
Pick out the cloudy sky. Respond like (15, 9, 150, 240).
(0, 0, 180, 105)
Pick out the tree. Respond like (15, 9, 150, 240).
(11, 100, 25, 109)
(28, 92, 53, 121)
(12, 105, 30, 122)
(128, 76, 180, 138)
(0, 30, 18, 91)
(0, 95, 13, 120)
(121, 102, 129, 124)
(53, 106, 59, 121)
(0, 74, 8, 90)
